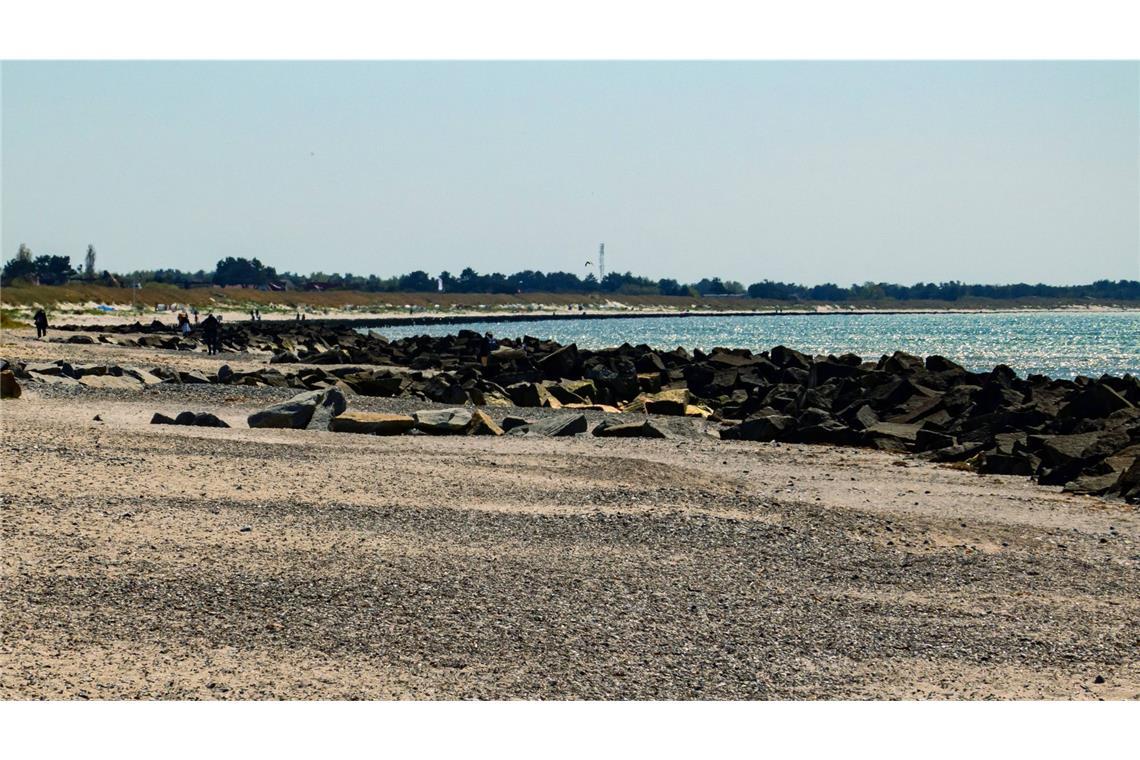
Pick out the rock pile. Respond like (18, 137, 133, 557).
(9, 324, 1140, 501)
(150, 411, 230, 427)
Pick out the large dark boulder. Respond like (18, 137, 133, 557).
(1058, 383, 1133, 421)
(1115, 458, 1140, 502)
(341, 371, 403, 397)
(791, 417, 856, 445)
(536, 343, 580, 379)
(915, 428, 956, 452)
(770, 345, 810, 370)
(507, 382, 555, 408)
(635, 352, 666, 373)
(0, 370, 21, 399)
(925, 355, 965, 374)
(500, 415, 531, 432)
(878, 351, 924, 375)
(979, 452, 1038, 476)
(862, 422, 921, 452)
(247, 388, 347, 429)
(522, 413, 588, 437)
(721, 414, 795, 442)
(809, 357, 861, 386)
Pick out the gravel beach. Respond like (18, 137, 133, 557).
(2, 330, 1138, 699)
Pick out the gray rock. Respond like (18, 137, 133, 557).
(329, 412, 416, 435)
(177, 370, 212, 384)
(247, 388, 347, 429)
(414, 407, 474, 434)
(722, 414, 795, 442)
(501, 415, 530, 432)
(78, 374, 143, 390)
(0, 370, 20, 399)
(525, 413, 588, 437)
(592, 418, 670, 438)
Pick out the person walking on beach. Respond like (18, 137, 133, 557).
(201, 313, 220, 355)
(33, 309, 49, 339)
(176, 310, 191, 337)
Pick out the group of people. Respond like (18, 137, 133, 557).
(174, 308, 223, 354)
(29, 304, 225, 353)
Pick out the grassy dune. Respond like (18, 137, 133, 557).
(1, 281, 1134, 315)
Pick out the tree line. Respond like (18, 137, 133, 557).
(3, 247, 1139, 302)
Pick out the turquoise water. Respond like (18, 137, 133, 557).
(365, 311, 1139, 379)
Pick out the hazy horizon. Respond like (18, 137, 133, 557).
(2, 61, 1137, 286)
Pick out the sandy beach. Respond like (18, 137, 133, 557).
(1, 327, 1138, 699)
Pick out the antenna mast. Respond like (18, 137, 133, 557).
(598, 243, 605, 281)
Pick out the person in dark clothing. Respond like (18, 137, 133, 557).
(201, 313, 220, 356)
(33, 309, 49, 338)
(478, 332, 497, 367)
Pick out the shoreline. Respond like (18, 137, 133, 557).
(27, 303, 1140, 330)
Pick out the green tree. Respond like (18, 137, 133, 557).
(213, 257, 277, 287)
(33, 255, 76, 285)
(2, 255, 37, 285)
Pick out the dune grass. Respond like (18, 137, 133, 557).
(1, 281, 1131, 315)
(1, 308, 29, 329)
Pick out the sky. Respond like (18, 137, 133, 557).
(2, 61, 1137, 286)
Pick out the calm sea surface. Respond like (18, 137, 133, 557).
(364, 311, 1139, 379)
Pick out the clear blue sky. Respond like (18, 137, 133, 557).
(2, 61, 1137, 285)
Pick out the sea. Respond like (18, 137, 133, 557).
(362, 310, 1139, 380)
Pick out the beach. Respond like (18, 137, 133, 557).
(2, 327, 1137, 699)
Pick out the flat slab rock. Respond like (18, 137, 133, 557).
(593, 418, 670, 438)
(511, 413, 588, 437)
(329, 412, 415, 435)
(413, 408, 473, 434)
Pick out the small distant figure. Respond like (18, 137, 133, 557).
(295, 311, 301, 322)
(256, 309, 262, 321)
(478, 331, 497, 367)
(33, 309, 49, 339)
(250, 309, 256, 321)
(177, 310, 191, 337)
(301, 313, 305, 321)
(192, 308, 199, 325)
(202, 313, 220, 355)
